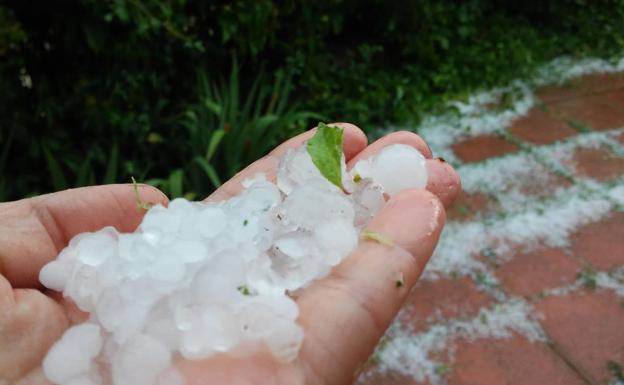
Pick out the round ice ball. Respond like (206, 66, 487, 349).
(42, 323, 103, 384)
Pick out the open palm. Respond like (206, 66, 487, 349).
(0, 123, 460, 385)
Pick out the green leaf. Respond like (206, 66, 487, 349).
(103, 142, 119, 184)
(75, 155, 93, 187)
(193, 156, 222, 188)
(206, 129, 225, 161)
(168, 169, 184, 198)
(306, 122, 344, 188)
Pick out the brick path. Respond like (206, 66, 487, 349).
(359, 71, 624, 385)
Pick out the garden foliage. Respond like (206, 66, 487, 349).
(1, 0, 623, 199)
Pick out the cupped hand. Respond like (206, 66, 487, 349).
(0, 123, 460, 385)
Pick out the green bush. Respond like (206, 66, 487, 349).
(1, 0, 623, 200)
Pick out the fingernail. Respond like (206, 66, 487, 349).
(366, 189, 444, 257)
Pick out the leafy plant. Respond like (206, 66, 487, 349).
(2, 0, 624, 200)
(578, 268, 598, 290)
(150, 62, 322, 198)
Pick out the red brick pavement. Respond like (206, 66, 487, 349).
(536, 289, 624, 384)
(494, 248, 583, 298)
(548, 95, 624, 131)
(508, 107, 578, 145)
(447, 333, 587, 385)
(364, 71, 624, 385)
(566, 145, 624, 182)
(446, 191, 500, 222)
(570, 212, 624, 271)
(397, 276, 493, 332)
(451, 135, 519, 163)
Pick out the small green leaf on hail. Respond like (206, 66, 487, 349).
(237, 285, 251, 296)
(307, 122, 344, 188)
(353, 173, 362, 183)
(361, 229, 394, 247)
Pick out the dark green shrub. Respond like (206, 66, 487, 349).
(1, 0, 623, 200)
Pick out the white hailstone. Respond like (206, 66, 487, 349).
(277, 147, 350, 195)
(144, 313, 181, 351)
(279, 180, 354, 230)
(166, 239, 209, 264)
(313, 219, 359, 265)
(65, 373, 101, 385)
(351, 179, 385, 227)
(39, 257, 71, 292)
(43, 323, 102, 384)
(276, 147, 324, 195)
(63, 264, 102, 312)
(351, 143, 428, 196)
(157, 369, 184, 385)
(75, 228, 118, 267)
(273, 232, 316, 260)
(191, 254, 246, 304)
(112, 334, 172, 385)
(195, 206, 228, 238)
(40, 142, 428, 385)
(140, 204, 183, 235)
(180, 306, 241, 359)
(264, 319, 304, 362)
(252, 294, 299, 319)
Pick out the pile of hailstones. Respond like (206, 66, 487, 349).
(39, 142, 428, 385)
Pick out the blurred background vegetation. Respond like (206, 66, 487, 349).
(1, 0, 624, 201)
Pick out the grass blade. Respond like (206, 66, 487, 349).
(194, 156, 222, 188)
(75, 155, 92, 187)
(168, 168, 184, 198)
(41, 143, 68, 191)
(0, 128, 14, 174)
(206, 129, 225, 161)
(103, 142, 119, 184)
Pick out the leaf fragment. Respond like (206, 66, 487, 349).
(360, 229, 394, 247)
(306, 122, 344, 188)
(237, 285, 252, 296)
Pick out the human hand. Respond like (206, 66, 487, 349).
(0, 123, 460, 385)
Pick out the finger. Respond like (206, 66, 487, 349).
(13, 367, 49, 385)
(296, 189, 445, 385)
(0, 184, 168, 288)
(174, 353, 301, 385)
(347, 132, 461, 208)
(0, 275, 68, 382)
(426, 157, 462, 208)
(46, 290, 90, 325)
(205, 123, 368, 202)
(346, 131, 432, 167)
(205, 155, 281, 203)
